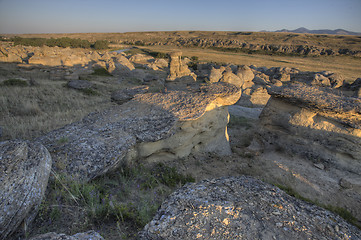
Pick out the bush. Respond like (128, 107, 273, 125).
(92, 40, 109, 50)
(2, 79, 28, 87)
(92, 68, 112, 76)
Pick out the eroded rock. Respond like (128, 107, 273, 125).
(37, 82, 241, 182)
(0, 140, 52, 240)
(140, 176, 361, 240)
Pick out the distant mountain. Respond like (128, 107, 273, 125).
(274, 27, 361, 36)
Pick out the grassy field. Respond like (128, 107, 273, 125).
(137, 45, 361, 81)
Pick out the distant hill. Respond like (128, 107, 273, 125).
(274, 27, 361, 36)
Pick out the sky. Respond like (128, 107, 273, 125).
(0, 0, 360, 34)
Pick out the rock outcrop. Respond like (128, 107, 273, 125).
(37, 82, 241, 182)
(0, 140, 52, 240)
(29, 230, 104, 240)
(140, 176, 361, 240)
(111, 85, 149, 104)
(166, 51, 195, 81)
(258, 83, 361, 220)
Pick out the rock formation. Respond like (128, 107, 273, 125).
(0, 140, 52, 240)
(37, 82, 241, 182)
(29, 230, 104, 240)
(258, 83, 361, 220)
(139, 176, 361, 240)
(166, 51, 195, 81)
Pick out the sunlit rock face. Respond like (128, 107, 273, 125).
(37, 82, 241, 182)
(139, 176, 361, 240)
(166, 51, 196, 81)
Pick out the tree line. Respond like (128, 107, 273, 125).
(0, 36, 109, 50)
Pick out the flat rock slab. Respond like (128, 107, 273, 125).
(37, 83, 241, 182)
(268, 83, 361, 128)
(0, 140, 52, 240)
(140, 176, 361, 240)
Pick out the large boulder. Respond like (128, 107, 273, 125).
(0, 140, 52, 240)
(219, 68, 243, 87)
(29, 230, 104, 240)
(37, 82, 241, 182)
(258, 83, 361, 220)
(140, 176, 361, 240)
(111, 85, 149, 104)
(236, 65, 254, 88)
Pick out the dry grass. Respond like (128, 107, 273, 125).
(0, 74, 123, 141)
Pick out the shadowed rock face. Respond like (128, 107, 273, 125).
(37, 82, 241, 182)
(258, 83, 361, 221)
(139, 176, 361, 240)
(260, 84, 361, 172)
(0, 140, 52, 240)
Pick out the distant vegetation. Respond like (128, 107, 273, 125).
(3, 36, 109, 50)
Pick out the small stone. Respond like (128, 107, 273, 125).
(276, 222, 283, 227)
(272, 211, 281, 216)
(335, 225, 340, 233)
(314, 163, 325, 170)
(339, 178, 353, 189)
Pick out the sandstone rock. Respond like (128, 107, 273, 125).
(37, 82, 241, 182)
(271, 79, 283, 87)
(154, 58, 168, 68)
(236, 65, 254, 88)
(29, 230, 104, 240)
(237, 86, 271, 108)
(167, 51, 194, 81)
(129, 54, 154, 63)
(311, 73, 331, 87)
(208, 67, 223, 83)
(328, 73, 344, 88)
(0, 140, 52, 240)
(140, 176, 361, 240)
(111, 85, 149, 104)
(219, 68, 243, 87)
(259, 83, 361, 173)
(67, 80, 93, 90)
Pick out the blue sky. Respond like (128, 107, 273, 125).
(0, 0, 360, 34)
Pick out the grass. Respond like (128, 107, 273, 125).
(31, 163, 195, 239)
(92, 68, 112, 76)
(0, 74, 117, 141)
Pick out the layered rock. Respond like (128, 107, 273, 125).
(0, 140, 52, 240)
(258, 83, 361, 220)
(166, 51, 195, 81)
(37, 82, 241, 182)
(259, 83, 361, 169)
(140, 176, 361, 240)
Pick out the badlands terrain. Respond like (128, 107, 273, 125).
(0, 31, 361, 239)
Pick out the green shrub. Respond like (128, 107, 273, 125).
(92, 40, 109, 50)
(91, 68, 112, 76)
(81, 88, 100, 96)
(2, 79, 28, 87)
